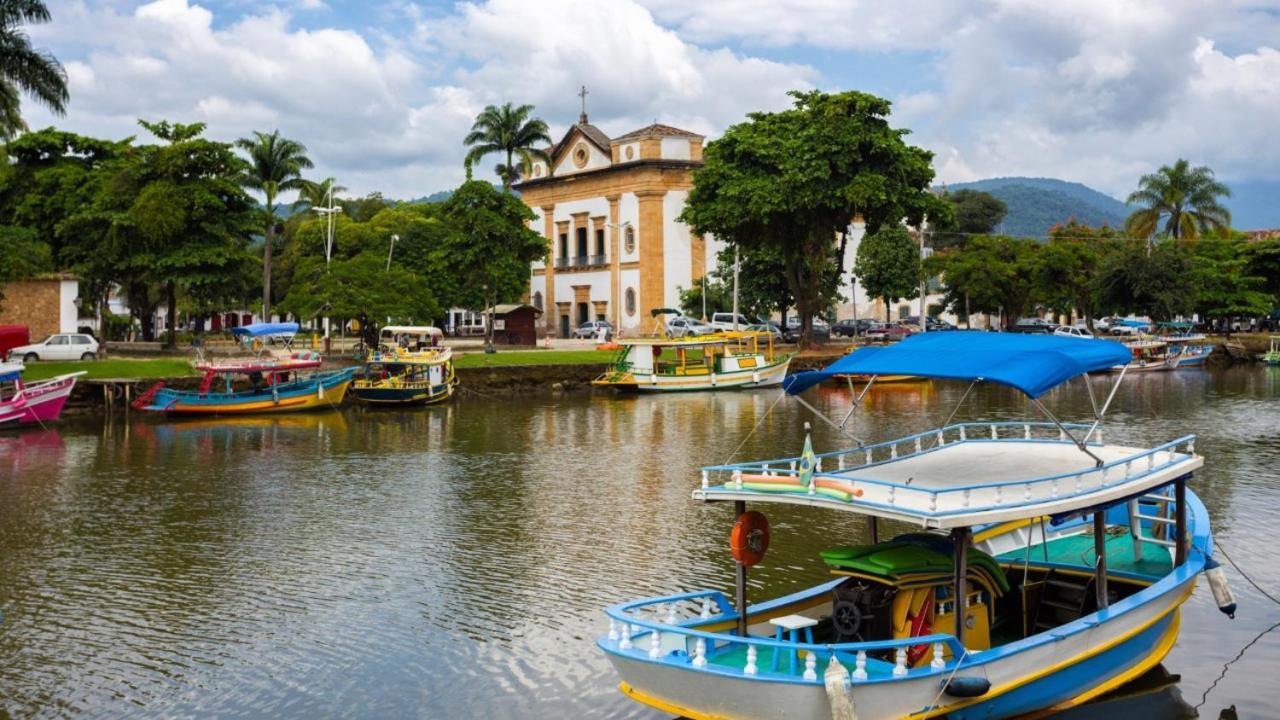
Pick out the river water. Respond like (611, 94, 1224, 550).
(1, 367, 1278, 719)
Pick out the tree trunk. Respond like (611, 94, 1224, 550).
(262, 195, 275, 320)
(884, 297, 890, 323)
(165, 280, 178, 350)
(965, 293, 971, 330)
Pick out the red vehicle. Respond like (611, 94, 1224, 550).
(0, 325, 29, 359)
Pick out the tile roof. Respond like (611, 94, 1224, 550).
(613, 123, 703, 141)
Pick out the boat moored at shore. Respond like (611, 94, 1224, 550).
(593, 331, 791, 392)
(599, 333, 1234, 720)
(353, 326, 457, 405)
(0, 362, 85, 427)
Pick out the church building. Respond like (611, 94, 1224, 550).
(514, 106, 720, 338)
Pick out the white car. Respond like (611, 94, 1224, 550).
(1053, 326, 1094, 339)
(709, 312, 753, 332)
(7, 333, 100, 362)
(666, 317, 715, 338)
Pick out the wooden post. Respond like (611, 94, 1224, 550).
(869, 516, 879, 545)
(735, 500, 748, 637)
(952, 527, 970, 647)
(1175, 478, 1187, 567)
(1094, 513, 1109, 609)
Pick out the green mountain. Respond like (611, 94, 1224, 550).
(943, 177, 1128, 239)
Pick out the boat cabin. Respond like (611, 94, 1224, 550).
(378, 325, 444, 355)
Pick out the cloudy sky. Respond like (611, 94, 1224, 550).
(28, 0, 1280, 219)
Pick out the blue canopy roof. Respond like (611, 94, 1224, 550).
(230, 322, 299, 338)
(783, 332, 1131, 398)
(1116, 319, 1150, 328)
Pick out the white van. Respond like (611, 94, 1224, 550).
(710, 313, 752, 332)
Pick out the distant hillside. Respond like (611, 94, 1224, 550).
(943, 177, 1128, 239)
(401, 190, 454, 205)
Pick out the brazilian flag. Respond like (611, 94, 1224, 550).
(798, 431, 817, 488)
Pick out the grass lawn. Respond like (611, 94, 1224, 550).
(453, 349, 612, 368)
(19, 358, 198, 382)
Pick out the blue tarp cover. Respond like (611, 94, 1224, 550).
(783, 332, 1132, 398)
(0, 370, 20, 383)
(230, 322, 299, 338)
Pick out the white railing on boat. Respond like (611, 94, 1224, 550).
(603, 590, 969, 683)
(699, 423, 1198, 517)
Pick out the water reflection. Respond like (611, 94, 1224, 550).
(0, 367, 1275, 718)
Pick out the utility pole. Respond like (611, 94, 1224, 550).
(732, 244, 740, 331)
(701, 274, 707, 322)
(919, 217, 928, 333)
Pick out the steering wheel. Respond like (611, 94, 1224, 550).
(832, 598, 864, 640)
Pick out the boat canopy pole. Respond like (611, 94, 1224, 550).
(734, 500, 748, 637)
(1030, 397, 1105, 467)
(951, 527, 970, 647)
(925, 379, 979, 449)
(1093, 513, 1109, 609)
(792, 394, 865, 445)
(838, 375, 876, 430)
(1082, 364, 1129, 446)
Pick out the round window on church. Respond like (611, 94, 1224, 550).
(625, 288, 637, 316)
(624, 225, 636, 254)
(573, 142, 589, 168)
(625, 145, 635, 160)
(533, 164, 543, 177)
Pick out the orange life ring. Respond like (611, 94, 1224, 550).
(730, 511, 770, 567)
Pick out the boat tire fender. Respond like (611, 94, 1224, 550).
(944, 676, 991, 698)
(1204, 556, 1237, 618)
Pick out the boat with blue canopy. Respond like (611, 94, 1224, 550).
(1155, 322, 1212, 369)
(599, 333, 1235, 720)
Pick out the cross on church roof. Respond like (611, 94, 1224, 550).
(578, 85, 589, 123)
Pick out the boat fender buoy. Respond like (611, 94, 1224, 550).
(730, 511, 770, 567)
(944, 676, 991, 698)
(1204, 556, 1237, 618)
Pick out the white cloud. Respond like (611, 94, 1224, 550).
(26, 0, 813, 199)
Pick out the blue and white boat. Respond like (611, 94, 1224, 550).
(599, 333, 1235, 720)
(1158, 322, 1212, 369)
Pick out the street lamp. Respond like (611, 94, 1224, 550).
(387, 234, 400, 271)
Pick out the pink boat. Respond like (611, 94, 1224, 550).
(0, 362, 85, 427)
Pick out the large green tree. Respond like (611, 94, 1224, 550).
(681, 90, 946, 345)
(927, 235, 1040, 329)
(235, 129, 313, 319)
(463, 102, 552, 189)
(89, 120, 257, 346)
(854, 226, 920, 322)
(0, 1, 67, 139)
(1124, 159, 1231, 243)
(1034, 221, 1118, 330)
(281, 251, 439, 345)
(932, 189, 1007, 249)
(1190, 238, 1272, 322)
(437, 180, 546, 348)
(1244, 236, 1280, 307)
(1095, 240, 1195, 321)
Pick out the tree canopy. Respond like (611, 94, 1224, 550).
(1124, 159, 1231, 242)
(463, 103, 552, 189)
(0, 0, 67, 139)
(681, 90, 947, 345)
(932, 189, 1007, 248)
(235, 129, 313, 318)
(854, 226, 920, 322)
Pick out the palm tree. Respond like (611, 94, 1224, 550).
(463, 103, 553, 190)
(292, 177, 347, 215)
(0, 0, 69, 139)
(1124, 159, 1232, 244)
(235, 130, 313, 319)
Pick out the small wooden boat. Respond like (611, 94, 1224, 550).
(134, 322, 354, 415)
(0, 362, 85, 427)
(1264, 336, 1280, 366)
(600, 333, 1235, 720)
(352, 326, 456, 405)
(592, 331, 791, 392)
(1114, 339, 1173, 372)
(1157, 323, 1212, 369)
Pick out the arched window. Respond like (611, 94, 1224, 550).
(532, 291, 543, 310)
(624, 225, 636, 255)
(625, 288, 637, 316)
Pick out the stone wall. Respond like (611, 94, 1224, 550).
(0, 279, 61, 339)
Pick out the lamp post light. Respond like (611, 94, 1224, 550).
(313, 183, 343, 340)
(387, 234, 400, 272)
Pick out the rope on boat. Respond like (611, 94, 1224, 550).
(716, 389, 788, 477)
(919, 648, 972, 716)
(1195, 540, 1280, 710)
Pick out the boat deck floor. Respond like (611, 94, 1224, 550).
(836, 441, 1145, 490)
(707, 643, 896, 679)
(997, 529, 1172, 578)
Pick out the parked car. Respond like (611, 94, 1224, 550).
(783, 319, 830, 343)
(1011, 318, 1058, 334)
(744, 323, 782, 342)
(831, 318, 880, 338)
(572, 320, 613, 340)
(709, 312, 753, 332)
(1109, 319, 1150, 336)
(7, 332, 100, 361)
(666, 317, 715, 338)
(1053, 325, 1094, 339)
(0, 325, 30, 360)
(903, 316, 956, 332)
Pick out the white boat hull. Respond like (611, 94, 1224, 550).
(603, 357, 791, 392)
